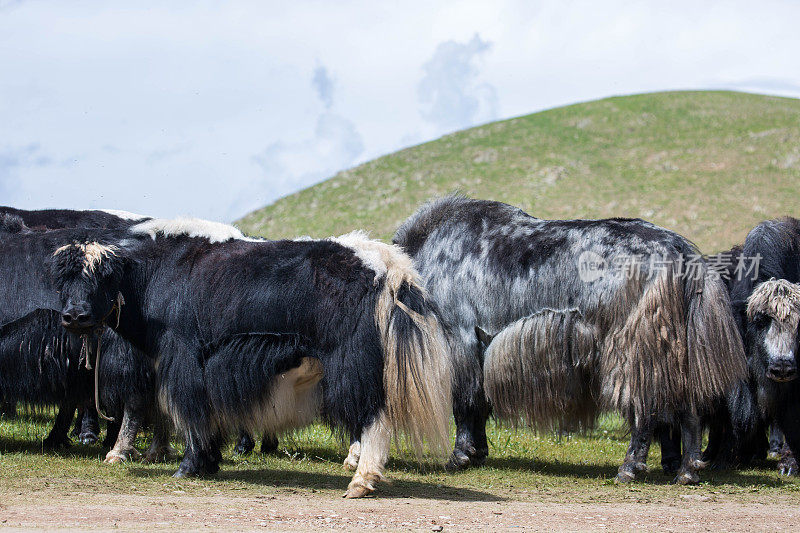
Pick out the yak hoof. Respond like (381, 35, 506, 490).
(260, 435, 279, 454)
(662, 460, 681, 476)
(779, 457, 798, 476)
(445, 449, 472, 472)
(343, 483, 374, 499)
(672, 470, 700, 485)
(42, 435, 71, 450)
(104, 448, 141, 464)
(79, 431, 99, 445)
(233, 440, 255, 456)
(143, 446, 176, 464)
(614, 470, 636, 484)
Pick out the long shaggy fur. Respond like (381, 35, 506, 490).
(483, 308, 599, 430)
(332, 232, 452, 456)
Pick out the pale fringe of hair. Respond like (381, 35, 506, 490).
(485, 264, 748, 427)
(331, 231, 452, 458)
(747, 278, 800, 323)
(483, 309, 601, 431)
(53, 242, 119, 275)
(130, 217, 250, 244)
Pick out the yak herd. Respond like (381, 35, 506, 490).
(0, 196, 798, 497)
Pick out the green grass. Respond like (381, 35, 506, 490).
(237, 90, 800, 252)
(3, 409, 799, 504)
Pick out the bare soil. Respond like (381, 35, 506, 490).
(2, 485, 798, 531)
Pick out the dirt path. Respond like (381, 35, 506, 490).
(2, 490, 798, 532)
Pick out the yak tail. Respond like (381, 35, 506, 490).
(483, 309, 600, 431)
(368, 244, 452, 458)
(684, 266, 748, 409)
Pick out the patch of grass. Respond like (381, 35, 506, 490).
(237, 91, 800, 252)
(2, 409, 798, 504)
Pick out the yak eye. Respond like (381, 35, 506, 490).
(751, 313, 770, 328)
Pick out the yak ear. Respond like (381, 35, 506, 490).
(475, 326, 495, 349)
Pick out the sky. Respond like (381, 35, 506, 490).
(1, 1, 799, 222)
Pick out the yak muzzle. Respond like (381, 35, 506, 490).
(767, 357, 797, 382)
(61, 303, 95, 331)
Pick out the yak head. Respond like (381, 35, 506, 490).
(744, 279, 800, 383)
(51, 239, 130, 333)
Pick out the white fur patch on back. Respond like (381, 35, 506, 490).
(54, 242, 119, 275)
(329, 230, 417, 285)
(130, 217, 248, 243)
(97, 209, 149, 221)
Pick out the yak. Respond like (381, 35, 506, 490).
(50, 218, 452, 497)
(0, 209, 171, 463)
(393, 195, 747, 484)
(0, 206, 277, 458)
(726, 217, 800, 476)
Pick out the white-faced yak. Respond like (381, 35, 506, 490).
(50, 218, 451, 498)
(726, 217, 800, 476)
(393, 195, 747, 484)
(0, 209, 170, 464)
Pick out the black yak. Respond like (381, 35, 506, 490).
(51, 218, 451, 497)
(726, 217, 800, 476)
(0, 209, 170, 463)
(393, 196, 747, 484)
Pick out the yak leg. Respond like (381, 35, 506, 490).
(42, 401, 76, 450)
(775, 403, 800, 476)
(70, 406, 84, 438)
(343, 437, 361, 471)
(769, 425, 785, 460)
(174, 432, 221, 478)
(778, 442, 798, 476)
(674, 411, 703, 485)
(447, 332, 490, 471)
(143, 412, 175, 463)
(77, 405, 100, 445)
(261, 433, 279, 453)
(103, 417, 122, 448)
(615, 415, 653, 483)
(0, 399, 16, 419)
(104, 408, 142, 463)
(657, 423, 682, 475)
(344, 412, 390, 498)
(233, 430, 256, 456)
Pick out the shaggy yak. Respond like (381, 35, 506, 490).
(0, 206, 274, 458)
(51, 218, 451, 497)
(726, 217, 800, 476)
(0, 209, 171, 463)
(393, 196, 747, 484)
(659, 244, 788, 472)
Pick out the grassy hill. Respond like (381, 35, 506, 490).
(238, 91, 800, 251)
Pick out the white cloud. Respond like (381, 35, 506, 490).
(418, 34, 498, 132)
(241, 65, 364, 218)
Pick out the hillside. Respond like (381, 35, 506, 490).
(237, 91, 800, 251)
